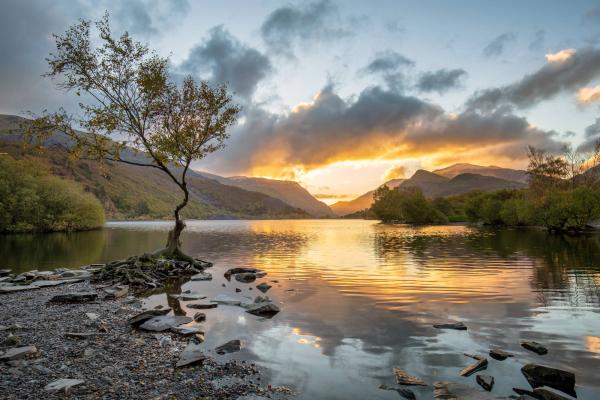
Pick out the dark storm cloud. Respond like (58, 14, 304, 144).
(529, 30, 545, 51)
(260, 0, 350, 58)
(577, 118, 600, 152)
(416, 68, 467, 94)
(467, 47, 600, 112)
(201, 84, 565, 176)
(179, 26, 272, 101)
(482, 32, 516, 57)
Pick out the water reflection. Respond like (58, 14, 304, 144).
(1, 220, 599, 399)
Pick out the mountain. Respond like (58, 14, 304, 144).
(433, 163, 528, 183)
(330, 178, 404, 216)
(199, 174, 334, 217)
(431, 173, 527, 197)
(0, 115, 309, 220)
(399, 169, 450, 197)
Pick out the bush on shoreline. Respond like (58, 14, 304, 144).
(0, 155, 105, 233)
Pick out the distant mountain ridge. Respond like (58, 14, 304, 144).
(331, 165, 528, 216)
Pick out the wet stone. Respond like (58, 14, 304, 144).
(170, 325, 203, 336)
(393, 368, 427, 386)
(187, 302, 218, 309)
(434, 381, 496, 399)
(216, 339, 242, 355)
(521, 363, 576, 397)
(433, 322, 467, 330)
(533, 386, 577, 400)
(256, 283, 272, 293)
(0, 345, 38, 362)
(103, 285, 128, 299)
(190, 272, 213, 281)
(176, 342, 206, 368)
(211, 294, 242, 306)
(0, 269, 10, 277)
(128, 308, 171, 327)
(235, 273, 257, 283)
(521, 341, 548, 355)
(246, 302, 280, 318)
(476, 374, 495, 391)
(489, 348, 514, 360)
(460, 354, 488, 377)
(193, 312, 206, 322)
(379, 384, 416, 400)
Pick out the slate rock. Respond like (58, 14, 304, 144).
(211, 294, 242, 306)
(235, 273, 257, 283)
(49, 292, 97, 303)
(187, 302, 218, 309)
(0, 285, 40, 293)
(433, 322, 467, 330)
(103, 285, 128, 299)
(128, 309, 171, 327)
(215, 339, 241, 355)
(521, 364, 576, 397)
(476, 374, 494, 391)
(193, 312, 206, 322)
(44, 378, 85, 393)
(190, 272, 212, 281)
(489, 348, 514, 361)
(460, 354, 488, 377)
(533, 386, 577, 400)
(176, 342, 206, 368)
(138, 316, 192, 332)
(393, 368, 427, 386)
(0, 345, 38, 362)
(170, 325, 203, 336)
(521, 341, 548, 355)
(379, 384, 416, 400)
(434, 381, 497, 399)
(224, 267, 260, 280)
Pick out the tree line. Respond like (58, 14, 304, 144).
(371, 143, 600, 232)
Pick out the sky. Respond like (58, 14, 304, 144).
(2, 1, 600, 203)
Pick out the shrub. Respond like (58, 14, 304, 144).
(0, 156, 105, 232)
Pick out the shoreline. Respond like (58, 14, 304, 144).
(0, 276, 290, 399)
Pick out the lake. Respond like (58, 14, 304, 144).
(2, 220, 600, 399)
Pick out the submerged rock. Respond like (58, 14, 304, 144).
(44, 378, 85, 394)
(379, 384, 416, 400)
(215, 339, 241, 355)
(433, 322, 467, 330)
(193, 312, 206, 322)
(256, 283, 272, 293)
(224, 267, 261, 281)
(176, 342, 206, 368)
(0, 269, 10, 277)
(49, 292, 98, 303)
(534, 386, 577, 400)
(476, 374, 494, 391)
(138, 316, 192, 332)
(0, 345, 38, 362)
(434, 381, 496, 399)
(393, 368, 427, 386)
(460, 354, 488, 377)
(128, 308, 171, 327)
(235, 273, 257, 283)
(187, 302, 218, 309)
(211, 294, 242, 306)
(521, 364, 576, 397)
(170, 325, 203, 336)
(489, 348, 514, 361)
(521, 341, 548, 355)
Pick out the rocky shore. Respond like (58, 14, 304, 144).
(0, 266, 289, 399)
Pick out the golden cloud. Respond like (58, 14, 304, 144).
(382, 165, 407, 181)
(577, 85, 600, 104)
(545, 48, 576, 63)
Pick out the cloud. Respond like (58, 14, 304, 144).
(583, 6, 600, 24)
(416, 68, 467, 94)
(112, 0, 189, 37)
(482, 33, 516, 57)
(179, 26, 272, 101)
(577, 118, 600, 152)
(529, 30, 545, 51)
(383, 165, 407, 181)
(362, 51, 414, 91)
(577, 85, 600, 104)
(545, 48, 576, 63)
(260, 0, 350, 58)
(467, 47, 600, 112)
(200, 84, 565, 178)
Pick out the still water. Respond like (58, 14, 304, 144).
(2, 220, 600, 398)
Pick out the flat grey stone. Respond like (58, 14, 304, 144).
(521, 341, 548, 355)
(533, 386, 577, 400)
(187, 302, 218, 309)
(0, 345, 38, 361)
(30, 279, 83, 288)
(190, 272, 212, 281)
(246, 302, 280, 318)
(176, 342, 206, 368)
(49, 292, 97, 303)
(0, 285, 40, 293)
(138, 316, 192, 332)
(476, 374, 494, 391)
(215, 339, 241, 355)
(211, 294, 242, 306)
(103, 285, 128, 299)
(489, 348, 513, 360)
(128, 309, 171, 327)
(44, 378, 85, 393)
(170, 325, 204, 336)
(434, 381, 497, 399)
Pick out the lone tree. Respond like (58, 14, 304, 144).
(25, 14, 240, 264)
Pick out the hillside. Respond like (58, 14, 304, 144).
(201, 174, 334, 217)
(0, 115, 310, 220)
(433, 163, 528, 183)
(399, 170, 450, 197)
(330, 179, 404, 216)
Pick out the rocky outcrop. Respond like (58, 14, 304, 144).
(521, 364, 576, 397)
